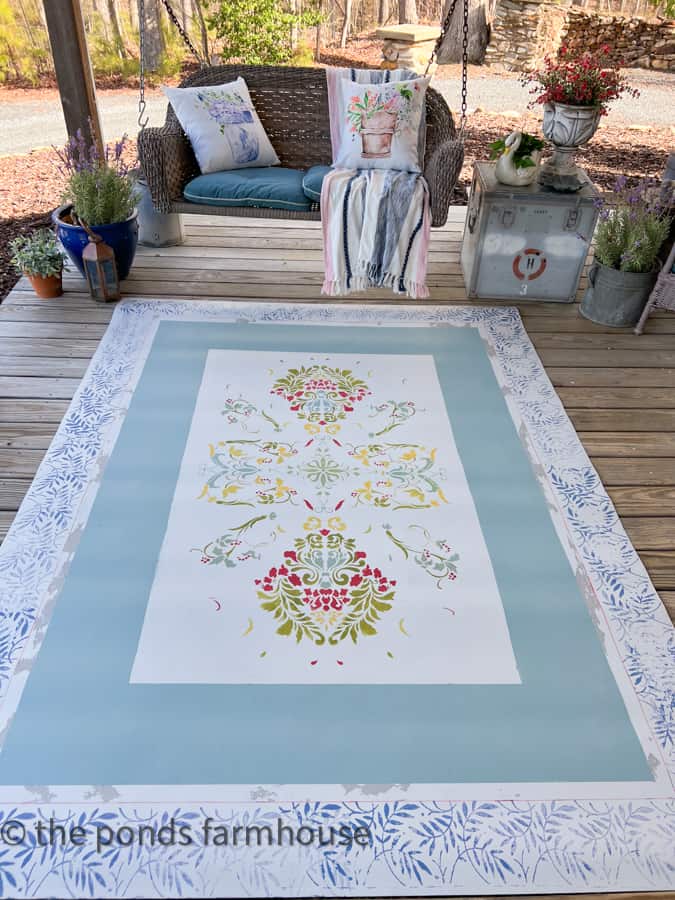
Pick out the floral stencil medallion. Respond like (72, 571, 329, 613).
(270, 365, 371, 429)
(255, 517, 396, 645)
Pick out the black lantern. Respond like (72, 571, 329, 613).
(80, 221, 120, 302)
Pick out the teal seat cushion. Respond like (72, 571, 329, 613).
(184, 167, 313, 211)
(302, 165, 332, 202)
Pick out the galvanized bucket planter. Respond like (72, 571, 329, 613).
(580, 261, 658, 327)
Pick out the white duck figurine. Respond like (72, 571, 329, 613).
(494, 131, 542, 187)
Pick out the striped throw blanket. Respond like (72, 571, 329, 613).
(321, 67, 431, 300)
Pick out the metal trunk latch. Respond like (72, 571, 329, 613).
(564, 205, 581, 231)
(501, 207, 515, 228)
(467, 191, 482, 233)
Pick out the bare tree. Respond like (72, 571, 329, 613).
(315, 0, 323, 60)
(340, 0, 353, 47)
(398, 0, 418, 22)
(191, 0, 210, 60)
(127, 0, 139, 30)
(107, 0, 129, 57)
(437, 0, 488, 63)
(378, 0, 390, 24)
(140, 0, 165, 70)
(92, 0, 112, 41)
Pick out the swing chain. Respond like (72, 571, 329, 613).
(138, 0, 207, 130)
(157, 0, 206, 66)
(138, 0, 149, 130)
(460, 0, 469, 130)
(424, 0, 470, 132)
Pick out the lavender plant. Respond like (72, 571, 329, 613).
(55, 130, 137, 227)
(594, 176, 673, 274)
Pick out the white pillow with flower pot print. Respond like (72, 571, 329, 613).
(334, 77, 429, 172)
(163, 78, 279, 174)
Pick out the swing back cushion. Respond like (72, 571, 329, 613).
(163, 77, 279, 174)
(333, 77, 430, 173)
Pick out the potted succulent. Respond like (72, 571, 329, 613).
(581, 176, 673, 327)
(489, 131, 545, 187)
(523, 46, 639, 191)
(10, 229, 66, 298)
(52, 131, 139, 280)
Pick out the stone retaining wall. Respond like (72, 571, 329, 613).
(484, 0, 572, 71)
(562, 9, 675, 71)
(485, 0, 675, 72)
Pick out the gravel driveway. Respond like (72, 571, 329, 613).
(0, 68, 672, 157)
(435, 69, 675, 127)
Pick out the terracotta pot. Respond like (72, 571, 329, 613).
(27, 271, 63, 299)
(360, 110, 397, 159)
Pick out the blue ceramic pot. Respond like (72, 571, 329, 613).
(52, 205, 139, 280)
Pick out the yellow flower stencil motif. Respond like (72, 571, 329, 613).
(302, 515, 346, 533)
(273, 478, 292, 499)
(327, 516, 346, 532)
(304, 423, 341, 436)
(201, 439, 299, 508)
(348, 443, 448, 510)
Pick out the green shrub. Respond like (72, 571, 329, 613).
(10, 229, 65, 277)
(209, 0, 320, 65)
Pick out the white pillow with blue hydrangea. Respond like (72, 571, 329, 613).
(163, 77, 280, 174)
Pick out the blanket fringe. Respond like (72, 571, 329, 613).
(322, 277, 429, 300)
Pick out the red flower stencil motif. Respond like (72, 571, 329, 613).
(270, 365, 370, 427)
(255, 519, 396, 645)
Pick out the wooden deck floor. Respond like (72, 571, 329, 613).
(1, 209, 674, 631)
(1, 209, 675, 899)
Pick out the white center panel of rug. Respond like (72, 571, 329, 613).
(131, 350, 520, 684)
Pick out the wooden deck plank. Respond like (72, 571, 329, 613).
(607, 486, 675, 516)
(0, 478, 31, 509)
(0, 399, 70, 423)
(0, 337, 102, 357)
(638, 552, 675, 590)
(593, 458, 675, 486)
(0, 377, 82, 400)
(0, 449, 45, 477)
(568, 409, 675, 432)
(578, 433, 675, 457)
(557, 388, 675, 408)
(0, 425, 59, 450)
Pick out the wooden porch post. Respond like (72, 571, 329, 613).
(42, 0, 104, 157)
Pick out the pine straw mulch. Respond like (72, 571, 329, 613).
(1, 114, 671, 301)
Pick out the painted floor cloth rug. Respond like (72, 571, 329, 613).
(0, 301, 673, 898)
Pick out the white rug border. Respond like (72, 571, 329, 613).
(0, 300, 673, 896)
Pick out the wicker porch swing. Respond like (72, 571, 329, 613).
(137, 0, 469, 227)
